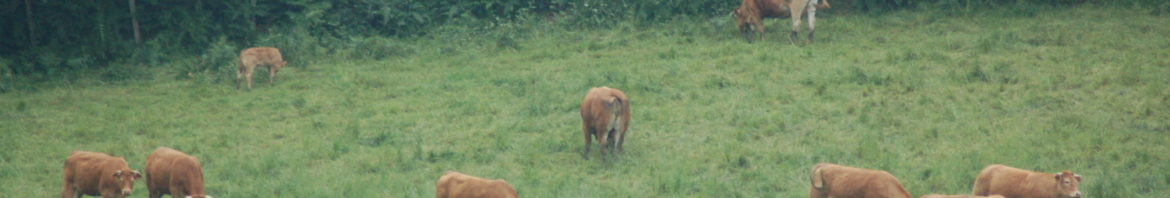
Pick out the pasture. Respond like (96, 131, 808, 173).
(1, 6, 1168, 197)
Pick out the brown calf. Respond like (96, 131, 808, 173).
(810, 163, 912, 198)
(237, 47, 287, 90)
(61, 151, 142, 198)
(579, 86, 631, 159)
(972, 164, 1082, 198)
(435, 171, 518, 198)
(146, 147, 211, 198)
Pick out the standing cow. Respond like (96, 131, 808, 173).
(809, 163, 913, 198)
(579, 86, 631, 160)
(146, 147, 212, 198)
(435, 171, 519, 198)
(61, 151, 143, 198)
(237, 47, 288, 90)
(972, 164, 1082, 198)
(734, 0, 830, 44)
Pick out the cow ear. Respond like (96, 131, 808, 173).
(1074, 174, 1082, 182)
(1054, 174, 1062, 180)
(133, 170, 143, 179)
(113, 170, 122, 177)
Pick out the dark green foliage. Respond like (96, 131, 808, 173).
(0, 0, 1164, 80)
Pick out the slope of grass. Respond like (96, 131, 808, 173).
(2, 6, 1168, 197)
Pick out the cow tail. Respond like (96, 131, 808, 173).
(811, 164, 826, 189)
(610, 94, 625, 116)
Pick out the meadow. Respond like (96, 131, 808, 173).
(2, 5, 1169, 197)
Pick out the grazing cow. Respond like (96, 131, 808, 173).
(920, 194, 1005, 198)
(146, 147, 212, 198)
(435, 171, 519, 198)
(61, 151, 142, 198)
(579, 86, 631, 160)
(972, 164, 1082, 198)
(237, 47, 288, 90)
(809, 163, 913, 198)
(734, 0, 830, 43)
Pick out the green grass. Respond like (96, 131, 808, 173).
(2, 6, 1169, 197)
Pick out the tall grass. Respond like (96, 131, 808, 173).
(2, 6, 1168, 197)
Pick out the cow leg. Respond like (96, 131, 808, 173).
(583, 127, 593, 160)
(236, 67, 244, 90)
(807, 0, 818, 43)
(597, 130, 609, 158)
(617, 129, 627, 153)
(61, 181, 73, 198)
(789, 19, 801, 44)
(755, 22, 765, 43)
(790, 2, 806, 44)
(741, 28, 753, 43)
(269, 66, 278, 85)
(245, 67, 255, 90)
(606, 129, 618, 153)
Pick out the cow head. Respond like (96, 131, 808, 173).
(732, 6, 757, 43)
(733, 7, 746, 27)
(112, 170, 142, 196)
(1054, 171, 1082, 198)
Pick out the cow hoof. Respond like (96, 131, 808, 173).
(789, 32, 799, 44)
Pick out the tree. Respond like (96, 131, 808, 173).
(130, 0, 142, 46)
(24, 0, 34, 47)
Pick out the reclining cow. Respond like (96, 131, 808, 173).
(809, 163, 912, 198)
(972, 164, 1082, 198)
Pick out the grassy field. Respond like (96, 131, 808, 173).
(2, 6, 1168, 197)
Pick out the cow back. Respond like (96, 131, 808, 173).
(239, 47, 286, 68)
(146, 147, 208, 197)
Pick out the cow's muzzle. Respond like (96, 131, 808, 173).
(121, 189, 133, 196)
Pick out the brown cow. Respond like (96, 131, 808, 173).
(809, 163, 913, 198)
(146, 147, 212, 198)
(61, 151, 142, 198)
(579, 86, 631, 160)
(972, 164, 1082, 198)
(435, 171, 519, 198)
(920, 194, 1005, 198)
(734, 0, 830, 43)
(236, 47, 288, 90)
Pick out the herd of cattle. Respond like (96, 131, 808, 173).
(62, 147, 209, 198)
(59, 3, 1086, 196)
(60, 86, 1083, 198)
(61, 147, 1083, 198)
